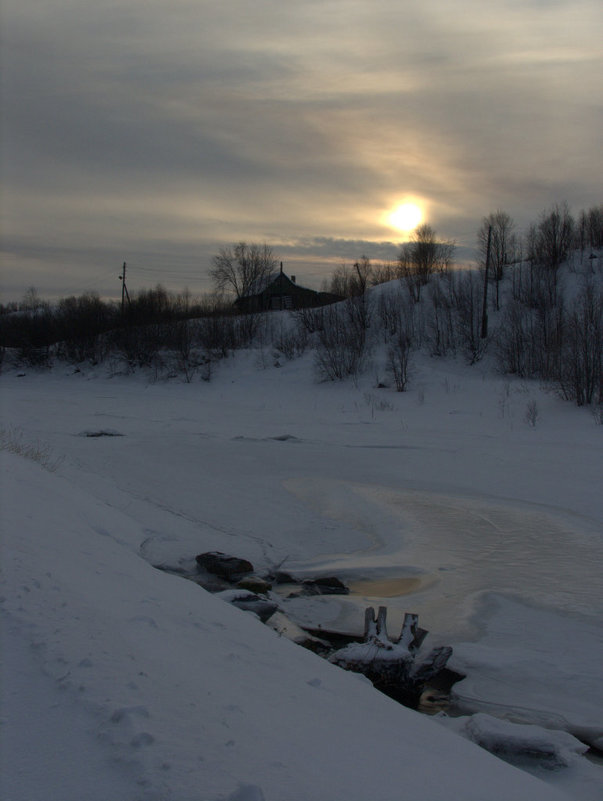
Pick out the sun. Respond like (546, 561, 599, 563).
(386, 202, 423, 233)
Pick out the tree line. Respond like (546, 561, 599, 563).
(1, 202, 601, 408)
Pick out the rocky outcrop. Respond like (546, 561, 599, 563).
(236, 576, 273, 594)
(302, 576, 349, 595)
(284, 575, 350, 597)
(195, 552, 253, 581)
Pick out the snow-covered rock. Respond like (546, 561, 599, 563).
(438, 712, 589, 767)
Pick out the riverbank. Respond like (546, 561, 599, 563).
(2, 353, 601, 799)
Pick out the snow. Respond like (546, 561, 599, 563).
(1, 341, 601, 800)
(450, 597, 603, 748)
(330, 639, 412, 664)
(436, 714, 603, 801)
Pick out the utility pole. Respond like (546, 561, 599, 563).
(481, 225, 492, 339)
(119, 262, 131, 316)
(280, 261, 284, 310)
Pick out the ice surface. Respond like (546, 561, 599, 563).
(450, 595, 603, 747)
(437, 714, 603, 801)
(438, 712, 588, 766)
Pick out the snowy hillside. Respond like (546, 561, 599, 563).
(1, 282, 602, 799)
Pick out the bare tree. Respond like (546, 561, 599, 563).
(557, 280, 602, 406)
(168, 319, 212, 383)
(375, 284, 424, 370)
(453, 271, 488, 364)
(586, 204, 603, 249)
(328, 264, 355, 298)
(530, 203, 575, 272)
(55, 292, 115, 363)
(352, 256, 373, 295)
(210, 243, 278, 300)
(314, 300, 369, 381)
(327, 256, 373, 298)
(495, 299, 536, 377)
(477, 210, 516, 310)
(576, 204, 603, 256)
(399, 224, 455, 302)
(387, 330, 413, 391)
(370, 261, 400, 286)
(426, 279, 455, 356)
(20, 286, 48, 312)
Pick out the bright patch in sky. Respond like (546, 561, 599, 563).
(386, 202, 423, 233)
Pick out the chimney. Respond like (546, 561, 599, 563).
(291, 275, 296, 283)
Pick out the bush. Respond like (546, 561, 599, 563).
(452, 271, 487, 364)
(314, 300, 369, 381)
(556, 281, 602, 406)
(0, 427, 62, 471)
(387, 332, 413, 391)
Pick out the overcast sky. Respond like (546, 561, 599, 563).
(1, 0, 601, 301)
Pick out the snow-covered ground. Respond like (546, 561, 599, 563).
(1, 346, 602, 800)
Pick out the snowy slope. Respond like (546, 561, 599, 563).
(1, 451, 571, 801)
(1, 347, 601, 800)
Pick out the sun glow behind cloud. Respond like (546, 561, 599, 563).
(383, 201, 424, 234)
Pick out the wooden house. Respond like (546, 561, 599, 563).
(234, 266, 342, 313)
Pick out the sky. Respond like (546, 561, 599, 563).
(1, 0, 601, 302)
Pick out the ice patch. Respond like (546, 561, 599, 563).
(77, 429, 124, 437)
(439, 713, 588, 767)
(226, 784, 266, 801)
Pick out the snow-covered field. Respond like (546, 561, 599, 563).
(1, 346, 602, 800)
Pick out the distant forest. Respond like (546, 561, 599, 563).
(1, 202, 601, 410)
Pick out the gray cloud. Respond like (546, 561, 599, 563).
(1, 0, 601, 301)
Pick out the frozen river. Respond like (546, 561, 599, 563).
(280, 478, 603, 639)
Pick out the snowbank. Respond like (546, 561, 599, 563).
(1, 451, 569, 801)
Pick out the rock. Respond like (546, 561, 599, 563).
(215, 589, 279, 623)
(192, 576, 230, 593)
(266, 612, 331, 653)
(195, 552, 253, 581)
(232, 597, 279, 623)
(301, 576, 349, 595)
(236, 576, 272, 593)
(268, 570, 298, 585)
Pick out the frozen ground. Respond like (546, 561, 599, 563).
(1, 347, 602, 800)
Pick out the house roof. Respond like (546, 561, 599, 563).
(244, 272, 282, 296)
(242, 270, 314, 298)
